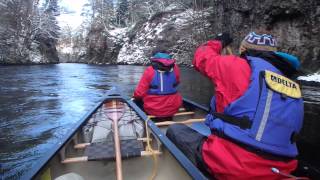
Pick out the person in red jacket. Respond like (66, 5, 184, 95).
(133, 50, 182, 118)
(166, 32, 303, 179)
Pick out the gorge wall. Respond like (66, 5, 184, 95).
(209, 0, 320, 73)
(0, 0, 60, 65)
(117, 8, 213, 65)
(114, 0, 319, 72)
(51, 0, 320, 73)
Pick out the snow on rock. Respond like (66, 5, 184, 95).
(29, 52, 42, 63)
(298, 73, 320, 82)
(109, 27, 128, 38)
(117, 8, 213, 65)
(61, 47, 73, 54)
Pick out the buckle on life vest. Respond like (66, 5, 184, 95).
(213, 112, 252, 129)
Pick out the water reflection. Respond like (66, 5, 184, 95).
(0, 64, 319, 179)
(179, 68, 213, 106)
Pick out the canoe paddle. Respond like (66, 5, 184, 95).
(105, 100, 125, 180)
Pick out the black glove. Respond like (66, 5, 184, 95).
(214, 33, 233, 48)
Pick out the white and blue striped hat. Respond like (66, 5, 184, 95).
(240, 32, 277, 52)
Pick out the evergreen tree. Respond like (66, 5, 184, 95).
(116, 0, 129, 27)
(36, 0, 60, 42)
(44, 0, 60, 16)
(0, 0, 35, 63)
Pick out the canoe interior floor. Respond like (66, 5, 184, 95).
(35, 103, 207, 180)
(38, 148, 191, 180)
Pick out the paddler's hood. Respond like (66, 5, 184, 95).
(151, 52, 175, 67)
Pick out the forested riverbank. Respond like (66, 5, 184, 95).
(0, 0, 319, 74)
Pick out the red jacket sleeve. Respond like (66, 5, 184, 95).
(192, 40, 251, 112)
(133, 66, 154, 99)
(192, 40, 223, 79)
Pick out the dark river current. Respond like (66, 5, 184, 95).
(0, 64, 319, 179)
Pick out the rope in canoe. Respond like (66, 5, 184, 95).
(145, 117, 159, 180)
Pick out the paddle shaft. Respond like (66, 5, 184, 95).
(113, 118, 122, 180)
(226, 46, 233, 55)
(111, 100, 123, 180)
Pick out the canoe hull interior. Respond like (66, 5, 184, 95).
(33, 97, 204, 180)
(35, 149, 191, 180)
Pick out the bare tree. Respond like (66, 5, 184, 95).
(0, 0, 60, 64)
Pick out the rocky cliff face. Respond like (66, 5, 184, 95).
(117, 8, 213, 65)
(61, 0, 319, 72)
(209, 0, 319, 72)
(75, 23, 126, 64)
(32, 35, 59, 64)
(115, 0, 319, 72)
(0, 35, 59, 65)
(0, 1, 60, 65)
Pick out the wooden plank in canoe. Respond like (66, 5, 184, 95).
(155, 118, 205, 126)
(61, 150, 162, 164)
(61, 156, 88, 164)
(74, 143, 91, 149)
(148, 111, 195, 119)
(74, 138, 151, 149)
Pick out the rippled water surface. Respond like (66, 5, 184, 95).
(0, 64, 319, 179)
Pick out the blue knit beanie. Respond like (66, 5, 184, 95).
(275, 51, 301, 70)
(152, 52, 172, 59)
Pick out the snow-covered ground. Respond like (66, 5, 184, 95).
(298, 73, 320, 82)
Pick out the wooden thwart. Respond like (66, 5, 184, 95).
(148, 111, 195, 119)
(155, 118, 205, 126)
(74, 143, 90, 149)
(74, 138, 151, 149)
(61, 156, 88, 164)
(137, 137, 152, 142)
(61, 150, 162, 164)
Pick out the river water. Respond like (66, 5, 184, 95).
(0, 64, 319, 179)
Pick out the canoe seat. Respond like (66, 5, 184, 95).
(55, 173, 84, 180)
(85, 139, 143, 161)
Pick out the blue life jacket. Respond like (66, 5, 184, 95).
(148, 68, 178, 95)
(205, 56, 304, 157)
